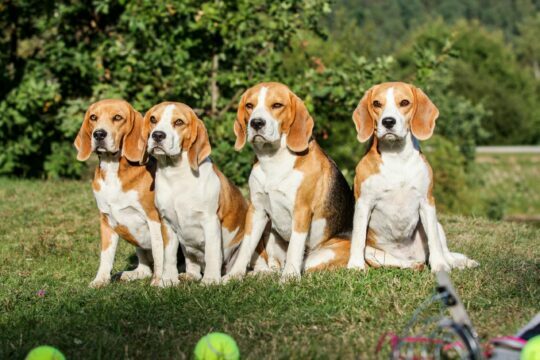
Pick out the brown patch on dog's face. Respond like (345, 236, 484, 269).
(75, 99, 139, 161)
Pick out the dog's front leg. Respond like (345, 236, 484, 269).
(201, 214, 223, 284)
(419, 201, 451, 272)
(281, 209, 312, 282)
(347, 198, 373, 270)
(158, 221, 180, 286)
(147, 219, 164, 286)
(90, 214, 120, 288)
(224, 204, 269, 281)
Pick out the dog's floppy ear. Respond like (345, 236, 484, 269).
(186, 112, 211, 172)
(137, 109, 153, 164)
(286, 93, 314, 153)
(122, 104, 146, 163)
(234, 90, 248, 150)
(411, 86, 439, 141)
(352, 87, 376, 143)
(74, 108, 93, 161)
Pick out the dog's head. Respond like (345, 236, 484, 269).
(74, 99, 144, 162)
(141, 102, 211, 171)
(352, 82, 439, 143)
(234, 82, 314, 153)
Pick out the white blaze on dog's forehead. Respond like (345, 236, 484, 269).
(251, 86, 269, 118)
(153, 104, 177, 134)
(160, 104, 176, 126)
(149, 103, 182, 155)
(382, 87, 399, 117)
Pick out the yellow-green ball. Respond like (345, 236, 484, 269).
(25, 346, 65, 360)
(194, 332, 240, 360)
(522, 336, 540, 360)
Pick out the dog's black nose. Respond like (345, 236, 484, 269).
(250, 118, 266, 131)
(152, 131, 166, 142)
(93, 129, 107, 141)
(381, 117, 396, 129)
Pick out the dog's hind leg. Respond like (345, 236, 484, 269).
(304, 237, 351, 272)
(364, 246, 425, 270)
(437, 223, 479, 269)
(120, 247, 154, 281)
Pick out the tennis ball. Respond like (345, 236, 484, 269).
(194, 332, 240, 360)
(25, 346, 65, 360)
(522, 336, 540, 360)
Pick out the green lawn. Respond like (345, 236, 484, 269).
(476, 153, 540, 216)
(0, 179, 538, 359)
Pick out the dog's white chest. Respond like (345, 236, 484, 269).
(93, 161, 151, 248)
(364, 153, 429, 243)
(251, 153, 303, 241)
(155, 158, 220, 256)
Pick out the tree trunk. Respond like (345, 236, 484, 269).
(533, 60, 540, 80)
(210, 54, 219, 117)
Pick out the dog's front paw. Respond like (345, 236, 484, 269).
(179, 272, 202, 282)
(201, 275, 221, 285)
(89, 277, 110, 288)
(280, 269, 301, 284)
(222, 270, 246, 283)
(150, 276, 161, 287)
(267, 257, 283, 272)
(152, 276, 179, 287)
(347, 257, 367, 271)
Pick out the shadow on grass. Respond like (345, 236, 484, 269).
(1, 256, 538, 359)
(110, 251, 186, 284)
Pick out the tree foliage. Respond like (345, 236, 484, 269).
(0, 0, 538, 215)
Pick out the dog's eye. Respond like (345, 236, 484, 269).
(400, 99, 410, 107)
(245, 103, 254, 110)
(150, 116, 157, 124)
(373, 100, 382, 108)
(113, 114, 123, 121)
(89, 114, 97, 121)
(271, 103, 283, 110)
(175, 119, 184, 126)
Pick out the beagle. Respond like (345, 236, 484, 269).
(74, 99, 171, 287)
(224, 82, 355, 282)
(138, 102, 251, 284)
(347, 82, 478, 272)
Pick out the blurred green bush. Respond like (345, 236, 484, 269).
(2, 0, 536, 217)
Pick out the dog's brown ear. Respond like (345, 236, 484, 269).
(187, 114, 211, 172)
(234, 91, 248, 150)
(137, 109, 153, 164)
(352, 87, 375, 143)
(74, 109, 93, 161)
(411, 87, 439, 140)
(122, 105, 146, 163)
(286, 93, 314, 153)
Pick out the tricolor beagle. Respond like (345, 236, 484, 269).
(224, 82, 355, 282)
(139, 102, 251, 284)
(347, 82, 478, 272)
(74, 99, 170, 287)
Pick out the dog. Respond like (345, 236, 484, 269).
(74, 99, 171, 287)
(346, 82, 478, 272)
(137, 101, 253, 284)
(224, 82, 355, 282)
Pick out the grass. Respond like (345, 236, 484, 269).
(476, 153, 540, 216)
(0, 178, 539, 359)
